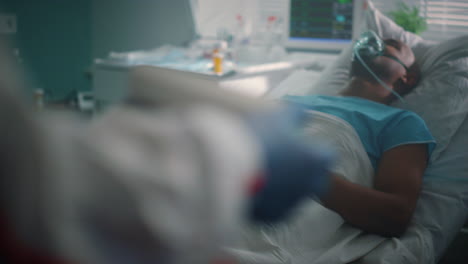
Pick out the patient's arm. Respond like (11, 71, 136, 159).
(321, 143, 428, 237)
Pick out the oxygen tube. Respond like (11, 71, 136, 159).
(353, 31, 405, 103)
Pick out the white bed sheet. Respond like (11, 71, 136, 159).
(419, 115, 468, 261)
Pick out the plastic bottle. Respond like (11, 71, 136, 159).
(266, 16, 277, 46)
(212, 49, 223, 75)
(212, 41, 226, 75)
(267, 16, 287, 62)
(231, 14, 250, 64)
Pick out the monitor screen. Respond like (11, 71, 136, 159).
(285, 0, 364, 51)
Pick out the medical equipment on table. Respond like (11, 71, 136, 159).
(93, 49, 337, 109)
(353, 30, 406, 103)
(105, 44, 236, 76)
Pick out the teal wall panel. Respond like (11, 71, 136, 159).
(2, 0, 91, 101)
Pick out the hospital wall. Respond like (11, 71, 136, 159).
(1, 0, 92, 102)
(1, 0, 195, 102)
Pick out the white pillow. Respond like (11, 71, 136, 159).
(301, 0, 468, 161)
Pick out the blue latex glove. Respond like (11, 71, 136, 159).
(246, 104, 334, 224)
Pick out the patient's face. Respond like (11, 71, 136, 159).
(380, 39, 415, 78)
(381, 39, 420, 95)
(383, 39, 415, 68)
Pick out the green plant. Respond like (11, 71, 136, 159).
(389, 2, 427, 35)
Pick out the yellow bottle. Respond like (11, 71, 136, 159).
(212, 49, 224, 75)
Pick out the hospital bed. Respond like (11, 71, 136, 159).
(125, 2, 468, 262)
(261, 1, 468, 263)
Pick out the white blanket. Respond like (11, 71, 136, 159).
(228, 110, 387, 264)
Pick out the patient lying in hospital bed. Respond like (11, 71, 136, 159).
(287, 35, 435, 237)
(242, 1, 468, 263)
(227, 33, 437, 263)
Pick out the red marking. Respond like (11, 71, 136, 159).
(248, 173, 267, 195)
(268, 16, 277, 22)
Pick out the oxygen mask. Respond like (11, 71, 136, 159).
(353, 31, 406, 102)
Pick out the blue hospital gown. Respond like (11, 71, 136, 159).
(284, 95, 436, 169)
